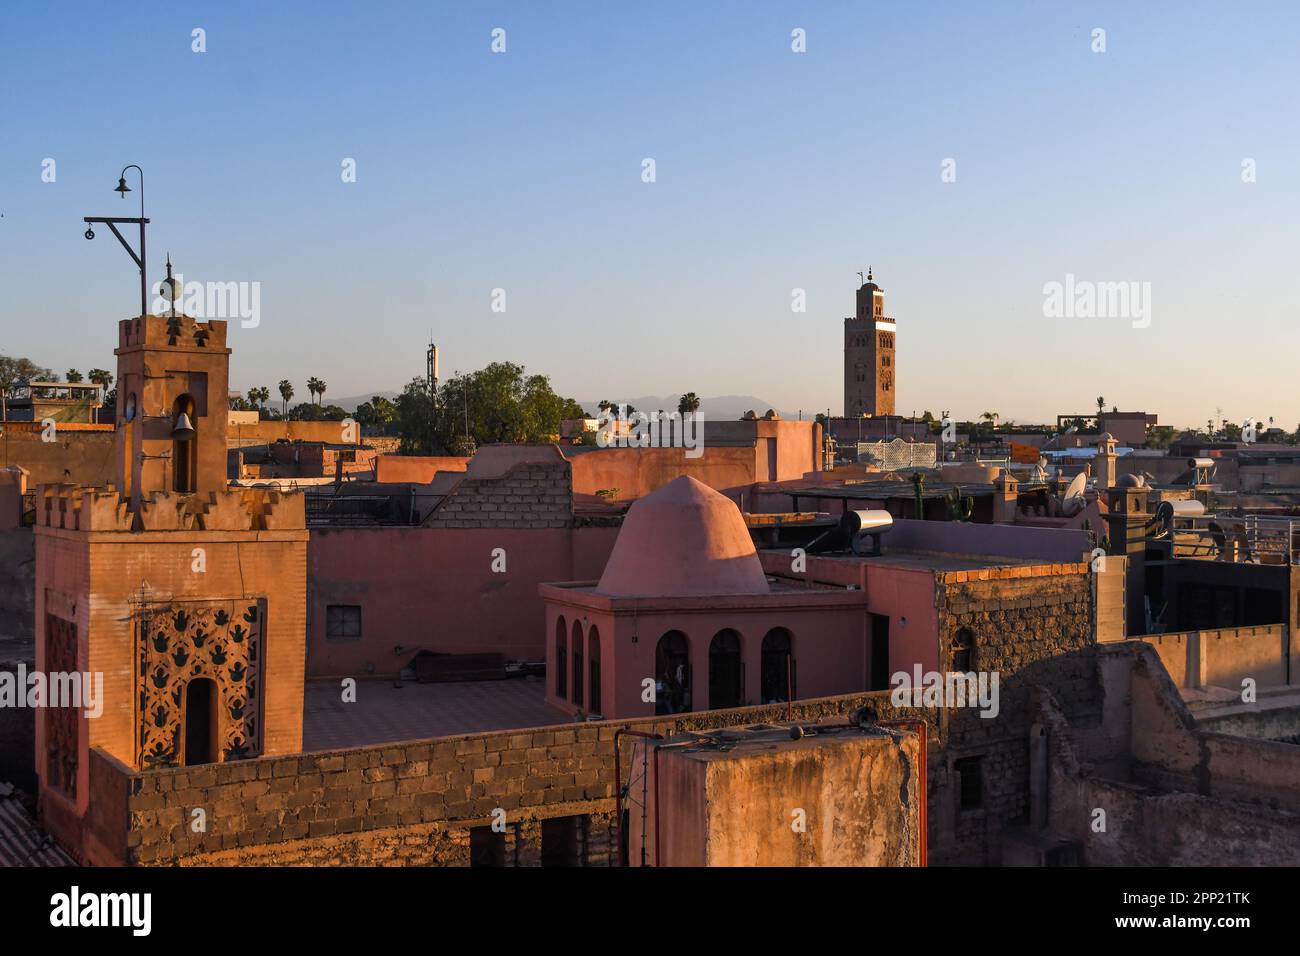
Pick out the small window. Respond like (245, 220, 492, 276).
(470, 826, 507, 867)
(541, 815, 588, 867)
(951, 628, 974, 673)
(325, 605, 362, 641)
(955, 756, 983, 810)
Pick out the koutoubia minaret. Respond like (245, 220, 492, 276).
(843, 269, 896, 418)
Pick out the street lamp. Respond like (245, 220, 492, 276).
(83, 165, 149, 319)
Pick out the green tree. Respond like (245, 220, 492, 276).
(0, 354, 53, 421)
(678, 392, 701, 414)
(356, 395, 397, 430)
(397, 361, 584, 455)
(278, 380, 294, 416)
(66, 369, 83, 383)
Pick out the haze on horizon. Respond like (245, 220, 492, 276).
(3, 1, 1298, 432)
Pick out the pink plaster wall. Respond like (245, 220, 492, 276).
(542, 599, 868, 720)
(568, 447, 758, 502)
(307, 525, 619, 675)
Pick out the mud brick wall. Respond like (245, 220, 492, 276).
(933, 565, 1097, 864)
(89, 690, 936, 866)
(427, 460, 572, 529)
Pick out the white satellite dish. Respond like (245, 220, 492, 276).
(1060, 472, 1087, 516)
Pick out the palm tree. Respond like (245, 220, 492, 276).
(306, 377, 325, 405)
(279, 380, 294, 416)
(316, 379, 326, 406)
(66, 369, 83, 383)
(678, 392, 701, 415)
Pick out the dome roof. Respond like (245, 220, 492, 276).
(595, 476, 770, 598)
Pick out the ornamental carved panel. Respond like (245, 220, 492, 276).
(136, 599, 263, 769)
(45, 614, 79, 798)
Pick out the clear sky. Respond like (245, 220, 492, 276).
(2, 1, 1298, 429)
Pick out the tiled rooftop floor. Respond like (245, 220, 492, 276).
(0, 795, 75, 867)
(302, 676, 560, 752)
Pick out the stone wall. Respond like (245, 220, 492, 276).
(427, 459, 572, 529)
(84, 691, 935, 866)
(932, 565, 1096, 864)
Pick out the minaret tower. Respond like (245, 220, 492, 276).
(843, 268, 896, 418)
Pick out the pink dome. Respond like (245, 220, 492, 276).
(595, 476, 770, 598)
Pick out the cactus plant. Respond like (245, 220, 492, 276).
(944, 484, 974, 521)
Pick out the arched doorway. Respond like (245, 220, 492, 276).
(708, 629, 743, 709)
(588, 626, 602, 716)
(654, 631, 691, 715)
(761, 628, 794, 704)
(571, 621, 584, 708)
(183, 677, 217, 765)
(554, 617, 567, 698)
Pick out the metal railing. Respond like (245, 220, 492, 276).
(304, 492, 447, 527)
(1164, 514, 1300, 564)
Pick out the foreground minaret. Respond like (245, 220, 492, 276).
(843, 269, 896, 417)
(33, 311, 307, 863)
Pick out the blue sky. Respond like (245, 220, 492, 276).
(2, 1, 1298, 428)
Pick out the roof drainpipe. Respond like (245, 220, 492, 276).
(877, 717, 928, 867)
(614, 729, 661, 867)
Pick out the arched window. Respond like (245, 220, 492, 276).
(708, 629, 743, 709)
(571, 621, 584, 708)
(554, 617, 567, 698)
(654, 631, 691, 715)
(951, 628, 975, 674)
(588, 627, 602, 716)
(171, 393, 198, 493)
(761, 628, 794, 704)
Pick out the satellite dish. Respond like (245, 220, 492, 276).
(1060, 472, 1087, 516)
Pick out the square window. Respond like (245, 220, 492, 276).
(325, 604, 362, 641)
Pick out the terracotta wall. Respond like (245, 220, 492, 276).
(375, 456, 469, 484)
(307, 525, 620, 673)
(543, 599, 868, 720)
(0, 426, 116, 486)
(226, 420, 354, 448)
(568, 446, 759, 503)
(1131, 624, 1291, 691)
(34, 523, 308, 854)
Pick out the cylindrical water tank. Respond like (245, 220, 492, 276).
(1157, 499, 1206, 523)
(840, 509, 894, 535)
